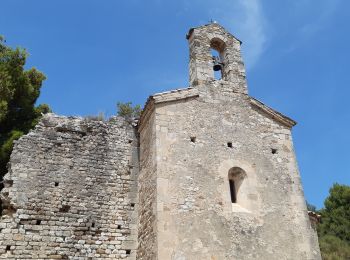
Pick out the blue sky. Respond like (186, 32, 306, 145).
(1, 0, 349, 208)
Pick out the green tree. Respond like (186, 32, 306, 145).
(317, 183, 350, 259)
(117, 101, 142, 121)
(0, 37, 50, 191)
(318, 184, 350, 242)
(319, 235, 350, 260)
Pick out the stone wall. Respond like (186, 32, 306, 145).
(137, 108, 157, 260)
(140, 82, 321, 259)
(0, 114, 138, 259)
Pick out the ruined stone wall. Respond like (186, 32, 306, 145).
(143, 83, 321, 260)
(0, 114, 138, 259)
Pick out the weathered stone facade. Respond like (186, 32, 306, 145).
(0, 115, 138, 259)
(0, 23, 321, 259)
(137, 23, 321, 259)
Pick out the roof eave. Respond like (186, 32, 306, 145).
(138, 87, 199, 132)
(250, 97, 297, 128)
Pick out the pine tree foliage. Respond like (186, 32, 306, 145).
(317, 184, 350, 259)
(0, 37, 50, 192)
(116, 102, 141, 121)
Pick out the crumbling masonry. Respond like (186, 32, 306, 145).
(0, 23, 321, 259)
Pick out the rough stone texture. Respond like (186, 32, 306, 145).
(187, 23, 247, 94)
(308, 211, 321, 231)
(137, 112, 157, 260)
(138, 23, 321, 259)
(0, 22, 321, 260)
(0, 114, 138, 259)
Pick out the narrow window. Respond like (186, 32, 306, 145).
(54, 182, 59, 187)
(190, 137, 196, 143)
(126, 249, 131, 255)
(229, 179, 237, 203)
(36, 219, 41, 225)
(227, 142, 232, 148)
(6, 245, 11, 251)
(228, 167, 246, 205)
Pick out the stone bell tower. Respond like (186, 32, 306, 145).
(187, 22, 247, 94)
(137, 23, 321, 260)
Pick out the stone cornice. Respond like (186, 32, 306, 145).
(250, 97, 297, 128)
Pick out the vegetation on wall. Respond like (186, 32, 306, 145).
(0, 36, 50, 202)
(117, 101, 142, 122)
(315, 183, 350, 260)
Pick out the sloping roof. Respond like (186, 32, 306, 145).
(138, 87, 296, 130)
(151, 87, 199, 103)
(249, 97, 297, 128)
(138, 87, 199, 130)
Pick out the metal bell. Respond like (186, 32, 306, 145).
(213, 56, 223, 71)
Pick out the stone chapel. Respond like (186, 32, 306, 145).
(0, 23, 321, 259)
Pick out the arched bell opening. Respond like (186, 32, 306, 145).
(210, 38, 226, 80)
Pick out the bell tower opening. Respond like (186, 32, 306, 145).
(210, 38, 225, 81)
(211, 49, 222, 80)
